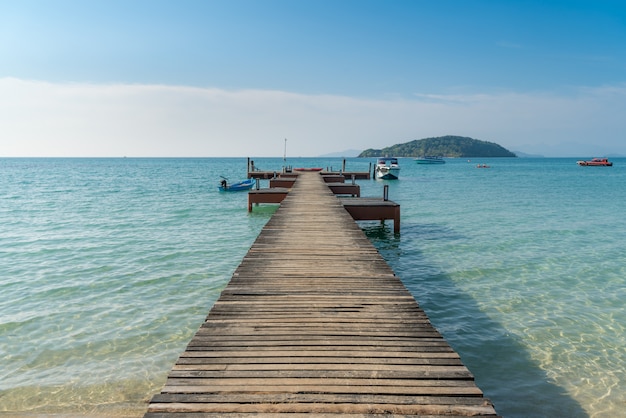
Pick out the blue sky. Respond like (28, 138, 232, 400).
(2, 0, 626, 157)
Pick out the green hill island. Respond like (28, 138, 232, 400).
(358, 135, 517, 158)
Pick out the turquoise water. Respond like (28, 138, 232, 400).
(1, 157, 624, 417)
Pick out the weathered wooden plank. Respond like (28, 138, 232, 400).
(166, 367, 473, 380)
(181, 347, 451, 363)
(151, 392, 491, 406)
(184, 343, 454, 351)
(164, 376, 480, 387)
(147, 413, 497, 418)
(196, 324, 434, 330)
(171, 360, 466, 371)
(174, 356, 463, 367)
(160, 384, 484, 396)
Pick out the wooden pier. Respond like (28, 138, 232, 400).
(145, 172, 498, 417)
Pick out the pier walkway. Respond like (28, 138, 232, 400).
(145, 172, 498, 417)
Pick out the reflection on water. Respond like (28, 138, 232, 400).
(364, 218, 588, 418)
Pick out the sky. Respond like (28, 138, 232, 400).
(1, 0, 626, 157)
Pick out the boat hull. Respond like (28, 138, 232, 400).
(375, 167, 400, 180)
(375, 157, 400, 180)
(577, 158, 612, 167)
(218, 179, 255, 192)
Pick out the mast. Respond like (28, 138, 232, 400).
(283, 138, 287, 172)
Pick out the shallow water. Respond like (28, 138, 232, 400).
(1, 157, 625, 417)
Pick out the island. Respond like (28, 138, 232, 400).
(358, 135, 517, 158)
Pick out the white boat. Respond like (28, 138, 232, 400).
(374, 157, 400, 180)
(415, 156, 445, 164)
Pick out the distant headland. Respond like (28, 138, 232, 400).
(358, 135, 517, 158)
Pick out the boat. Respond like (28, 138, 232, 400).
(218, 178, 255, 192)
(476, 164, 490, 168)
(374, 157, 400, 180)
(294, 167, 323, 172)
(577, 158, 613, 166)
(415, 156, 445, 164)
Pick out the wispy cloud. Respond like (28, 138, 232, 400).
(2, 78, 625, 157)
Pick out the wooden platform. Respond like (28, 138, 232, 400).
(327, 182, 360, 197)
(145, 172, 498, 417)
(269, 178, 297, 188)
(341, 197, 400, 233)
(248, 188, 290, 211)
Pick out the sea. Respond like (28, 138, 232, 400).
(1, 156, 625, 418)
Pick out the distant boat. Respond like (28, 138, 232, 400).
(375, 157, 400, 180)
(577, 158, 613, 167)
(218, 178, 255, 192)
(415, 156, 445, 164)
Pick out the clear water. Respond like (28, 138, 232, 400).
(1, 157, 624, 417)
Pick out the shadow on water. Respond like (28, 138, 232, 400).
(360, 221, 588, 418)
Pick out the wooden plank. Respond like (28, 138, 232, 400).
(145, 171, 498, 417)
(151, 393, 492, 406)
(147, 403, 497, 416)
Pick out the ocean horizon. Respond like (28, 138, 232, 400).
(1, 156, 625, 417)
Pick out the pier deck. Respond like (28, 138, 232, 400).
(146, 172, 498, 417)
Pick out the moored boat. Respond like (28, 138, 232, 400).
(294, 167, 323, 172)
(415, 156, 445, 164)
(577, 158, 613, 166)
(374, 157, 400, 180)
(218, 178, 255, 192)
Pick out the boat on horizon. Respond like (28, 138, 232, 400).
(577, 158, 613, 167)
(415, 156, 445, 164)
(374, 157, 400, 180)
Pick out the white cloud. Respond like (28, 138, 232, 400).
(1, 77, 625, 157)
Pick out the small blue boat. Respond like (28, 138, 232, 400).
(218, 178, 255, 192)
